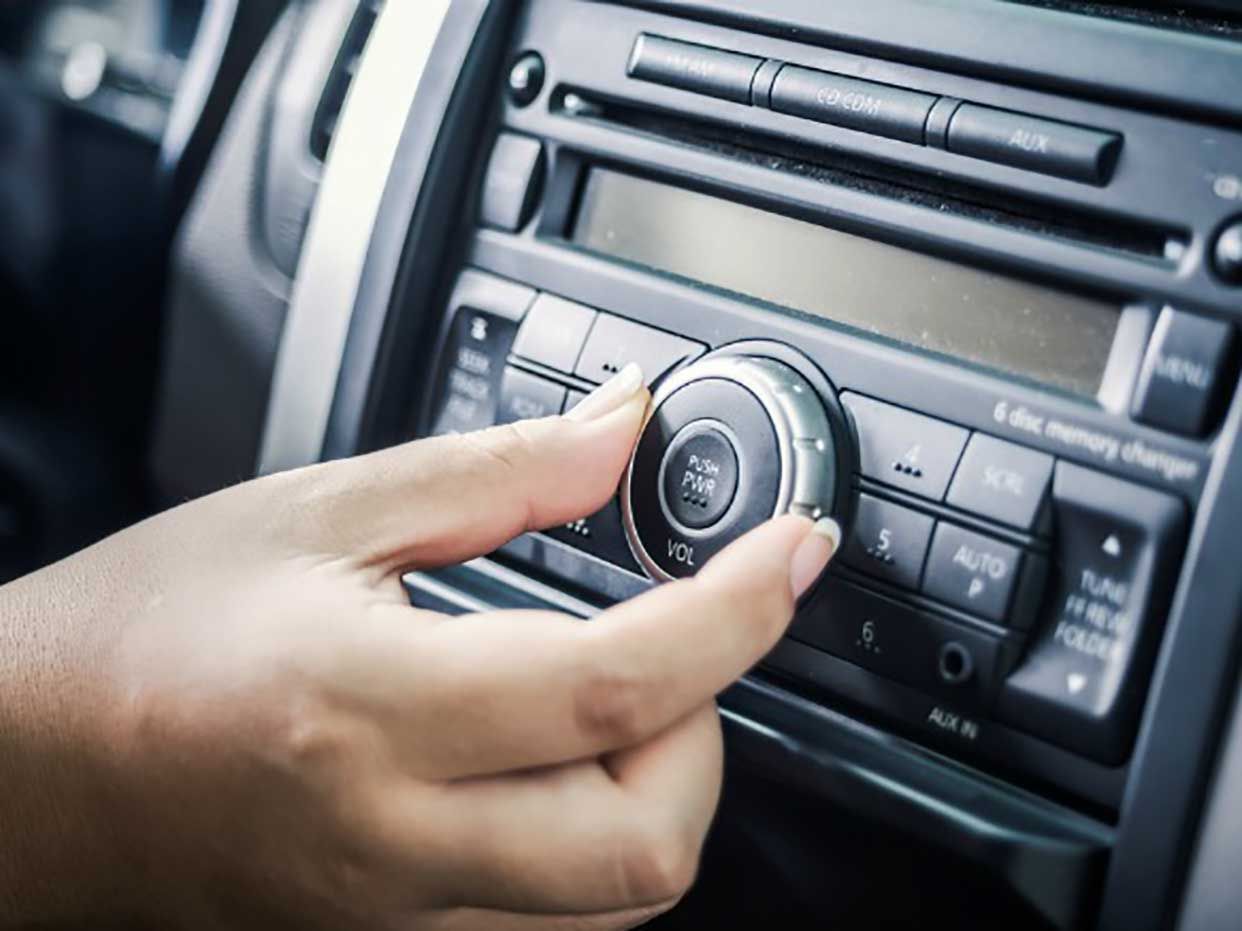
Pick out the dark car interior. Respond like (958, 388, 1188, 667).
(3, 1, 1242, 928)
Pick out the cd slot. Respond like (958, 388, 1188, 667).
(553, 88, 1184, 264)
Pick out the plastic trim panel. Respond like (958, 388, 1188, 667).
(258, 0, 454, 474)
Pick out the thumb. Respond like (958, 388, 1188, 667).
(297, 364, 648, 572)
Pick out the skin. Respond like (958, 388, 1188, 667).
(0, 366, 837, 931)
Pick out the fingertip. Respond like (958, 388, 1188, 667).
(565, 382, 650, 437)
(789, 517, 841, 599)
(697, 513, 815, 585)
(694, 513, 840, 641)
(564, 363, 647, 423)
(552, 385, 649, 477)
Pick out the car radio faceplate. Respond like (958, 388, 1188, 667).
(366, 0, 1242, 822)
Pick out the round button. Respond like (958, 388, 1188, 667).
(660, 422, 740, 531)
(507, 52, 545, 107)
(1214, 219, 1242, 286)
(622, 344, 855, 583)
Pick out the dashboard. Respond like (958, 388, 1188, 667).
(153, 1, 1242, 928)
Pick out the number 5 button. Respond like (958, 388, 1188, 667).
(842, 494, 935, 590)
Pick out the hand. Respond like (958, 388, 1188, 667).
(0, 364, 839, 931)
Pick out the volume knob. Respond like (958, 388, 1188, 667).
(621, 343, 853, 582)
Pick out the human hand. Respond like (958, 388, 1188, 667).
(0, 364, 839, 930)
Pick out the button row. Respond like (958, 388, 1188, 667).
(511, 291, 705, 386)
(627, 34, 1122, 185)
(842, 493, 1043, 628)
(842, 392, 1054, 534)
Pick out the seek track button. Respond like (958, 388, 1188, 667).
(996, 462, 1185, 764)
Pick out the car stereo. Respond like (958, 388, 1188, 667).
(413, 0, 1242, 812)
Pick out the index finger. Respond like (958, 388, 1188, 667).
(382, 514, 839, 780)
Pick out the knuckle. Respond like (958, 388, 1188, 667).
(619, 822, 701, 905)
(271, 692, 353, 777)
(572, 658, 650, 747)
(473, 420, 541, 475)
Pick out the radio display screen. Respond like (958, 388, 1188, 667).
(571, 169, 1120, 396)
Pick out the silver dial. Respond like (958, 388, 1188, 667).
(622, 354, 842, 583)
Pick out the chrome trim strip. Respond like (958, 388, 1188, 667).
(258, 0, 454, 475)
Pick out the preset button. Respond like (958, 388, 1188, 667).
(575, 314, 705, 386)
(842, 494, 934, 590)
(842, 393, 969, 501)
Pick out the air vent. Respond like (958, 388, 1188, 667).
(1006, 1, 1242, 39)
(310, 0, 385, 161)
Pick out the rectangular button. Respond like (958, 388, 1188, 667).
(627, 35, 763, 105)
(842, 394, 969, 500)
(1131, 306, 1237, 437)
(545, 498, 642, 574)
(946, 104, 1122, 185)
(946, 434, 1054, 532)
(497, 367, 566, 425)
(790, 577, 1009, 709)
(512, 294, 597, 374)
(922, 523, 1023, 623)
(479, 133, 544, 232)
(562, 390, 588, 414)
(430, 309, 518, 436)
(841, 494, 934, 590)
(769, 65, 937, 144)
(575, 314, 705, 385)
(997, 463, 1185, 764)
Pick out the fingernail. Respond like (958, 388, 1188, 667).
(565, 362, 645, 422)
(789, 517, 841, 599)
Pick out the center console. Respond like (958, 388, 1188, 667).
(419, 0, 1239, 795)
(256, 1, 1242, 927)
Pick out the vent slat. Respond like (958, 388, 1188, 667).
(310, 1, 386, 162)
